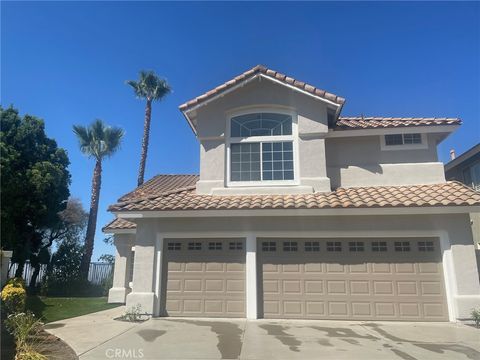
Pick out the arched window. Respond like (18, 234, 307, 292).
(231, 113, 292, 137)
(228, 111, 296, 183)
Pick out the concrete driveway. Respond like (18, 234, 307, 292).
(45, 308, 480, 360)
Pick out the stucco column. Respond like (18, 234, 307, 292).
(108, 234, 134, 303)
(126, 222, 157, 315)
(1, 250, 13, 287)
(246, 233, 258, 319)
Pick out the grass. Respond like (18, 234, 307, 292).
(26, 296, 120, 323)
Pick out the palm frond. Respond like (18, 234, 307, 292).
(73, 120, 124, 160)
(127, 70, 171, 102)
(102, 126, 124, 157)
(73, 125, 93, 156)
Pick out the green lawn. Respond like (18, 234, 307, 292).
(26, 296, 121, 323)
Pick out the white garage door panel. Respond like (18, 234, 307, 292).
(165, 239, 246, 317)
(260, 238, 448, 321)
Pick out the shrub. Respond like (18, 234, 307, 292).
(5, 312, 44, 354)
(41, 276, 104, 297)
(117, 304, 147, 322)
(101, 271, 113, 296)
(5, 277, 26, 289)
(472, 308, 480, 328)
(1, 283, 26, 314)
(15, 346, 47, 360)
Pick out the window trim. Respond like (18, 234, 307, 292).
(380, 133, 428, 151)
(225, 107, 300, 187)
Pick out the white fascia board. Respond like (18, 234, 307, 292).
(181, 73, 343, 134)
(114, 205, 479, 219)
(326, 125, 459, 138)
(103, 228, 137, 235)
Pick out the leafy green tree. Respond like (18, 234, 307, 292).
(28, 198, 88, 290)
(1, 106, 71, 277)
(126, 70, 171, 186)
(73, 120, 124, 279)
(98, 254, 114, 264)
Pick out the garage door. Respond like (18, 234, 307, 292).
(165, 239, 245, 317)
(260, 238, 448, 321)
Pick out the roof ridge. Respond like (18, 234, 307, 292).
(179, 65, 345, 112)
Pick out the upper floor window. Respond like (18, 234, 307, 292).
(231, 113, 292, 137)
(463, 162, 480, 191)
(385, 133, 422, 146)
(381, 133, 427, 151)
(229, 112, 296, 183)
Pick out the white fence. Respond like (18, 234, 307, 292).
(7, 261, 114, 285)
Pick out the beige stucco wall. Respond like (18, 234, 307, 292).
(471, 212, 480, 248)
(326, 134, 446, 188)
(193, 78, 332, 194)
(123, 213, 479, 319)
(191, 78, 448, 194)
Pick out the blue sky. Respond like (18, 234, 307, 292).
(2, 2, 479, 259)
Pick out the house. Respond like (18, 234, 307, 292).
(445, 143, 480, 248)
(104, 65, 480, 322)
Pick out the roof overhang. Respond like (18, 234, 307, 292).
(445, 143, 480, 171)
(181, 73, 344, 135)
(327, 124, 460, 141)
(103, 228, 136, 235)
(113, 205, 479, 219)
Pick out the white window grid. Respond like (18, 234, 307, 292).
(226, 108, 299, 187)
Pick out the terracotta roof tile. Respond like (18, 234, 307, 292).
(108, 178, 480, 213)
(102, 218, 136, 231)
(179, 65, 346, 112)
(119, 174, 198, 202)
(336, 117, 461, 130)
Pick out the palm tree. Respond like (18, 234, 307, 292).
(73, 120, 124, 279)
(126, 70, 171, 186)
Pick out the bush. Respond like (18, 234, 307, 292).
(1, 283, 26, 315)
(5, 277, 26, 289)
(5, 312, 43, 348)
(117, 304, 148, 322)
(41, 276, 104, 297)
(5, 312, 46, 360)
(101, 271, 113, 297)
(472, 308, 480, 328)
(40, 238, 105, 297)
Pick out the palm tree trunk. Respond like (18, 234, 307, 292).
(137, 99, 152, 186)
(80, 159, 102, 279)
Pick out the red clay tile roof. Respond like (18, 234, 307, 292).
(119, 174, 198, 202)
(336, 117, 461, 130)
(179, 65, 346, 112)
(109, 179, 480, 213)
(102, 218, 136, 231)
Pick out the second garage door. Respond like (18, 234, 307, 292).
(165, 238, 245, 317)
(259, 238, 448, 321)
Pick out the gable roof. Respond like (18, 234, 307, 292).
(179, 65, 346, 113)
(102, 217, 136, 232)
(108, 176, 480, 214)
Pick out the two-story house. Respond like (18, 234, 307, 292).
(104, 65, 480, 322)
(445, 143, 480, 249)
